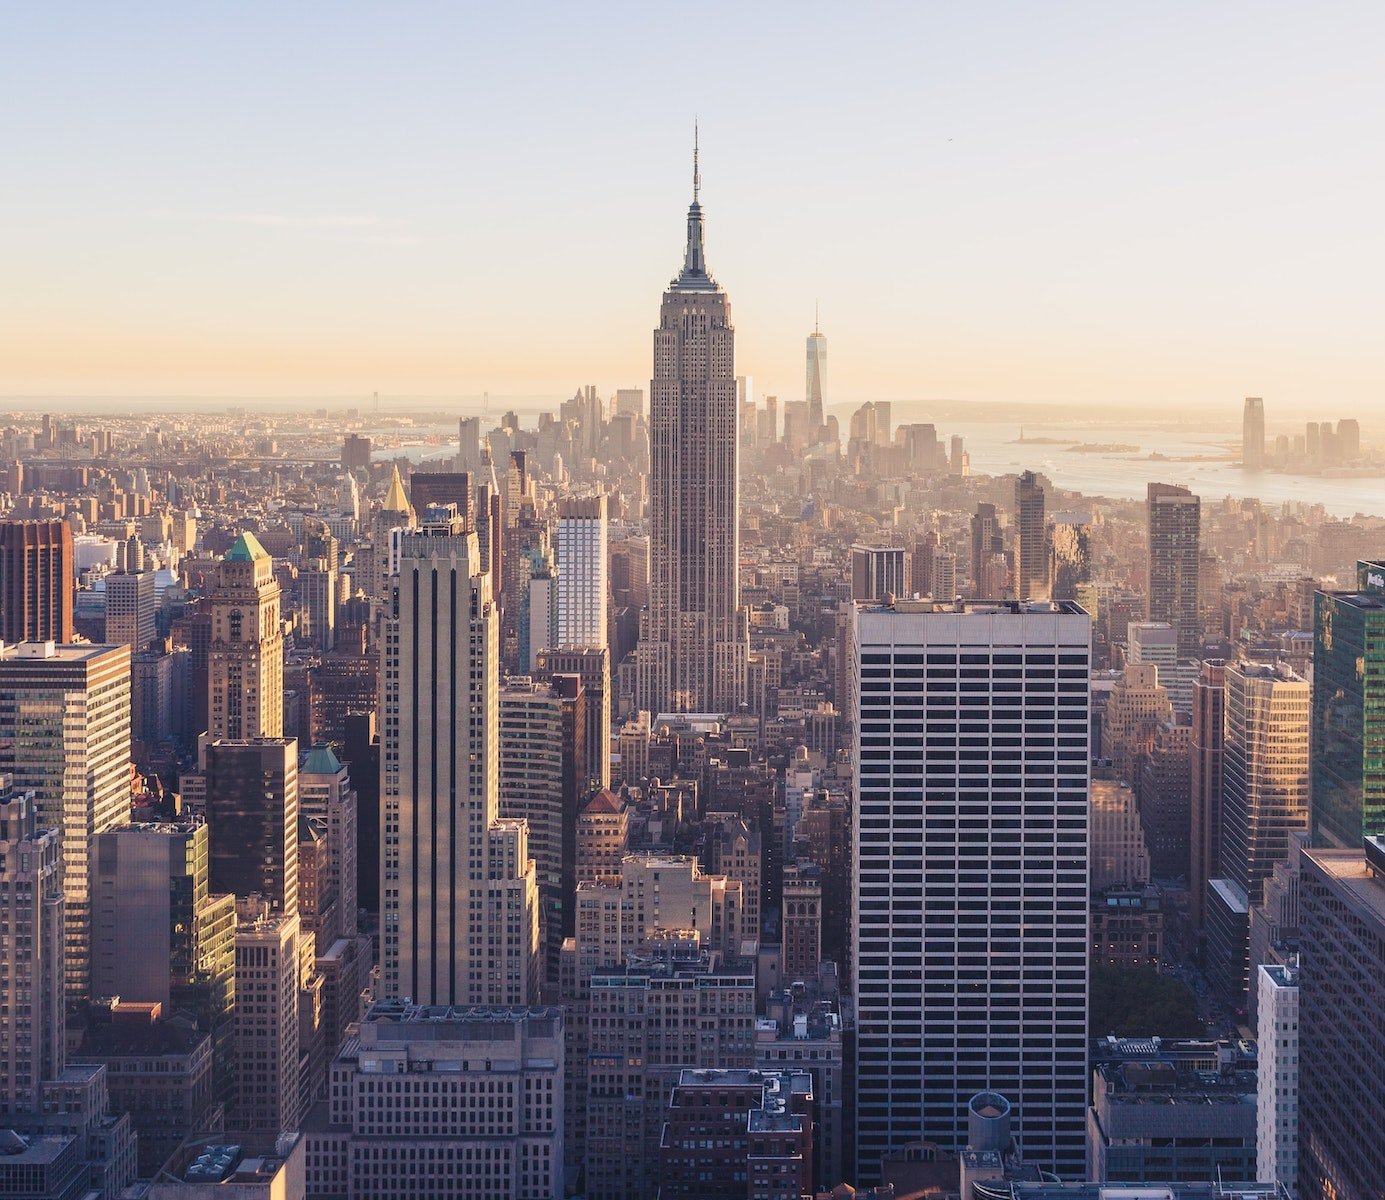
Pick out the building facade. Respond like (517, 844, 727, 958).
(632, 141, 748, 714)
(853, 598, 1091, 1179)
(208, 532, 284, 741)
(1311, 565, 1385, 848)
(0, 641, 131, 1002)
(303, 1002, 564, 1200)
(1146, 483, 1201, 659)
(381, 510, 539, 1006)
(0, 518, 74, 644)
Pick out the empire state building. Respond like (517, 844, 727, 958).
(634, 136, 748, 714)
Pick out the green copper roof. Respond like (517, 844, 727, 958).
(302, 745, 343, 776)
(225, 531, 270, 562)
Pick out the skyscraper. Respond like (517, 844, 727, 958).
(969, 502, 1005, 596)
(207, 532, 284, 741)
(633, 134, 748, 714)
(1014, 470, 1047, 600)
(203, 738, 300, 918)
(1190, 659, 1228, 931)
(852, 597, 1091, 1180)
(0, 518, 74, 644)
(0, 641, 131, 1002)
(1243, 397, 1266, 469)
(1146, 482, 1202, 659)
(1298, 842, 1385, 1200)
(105, 569, 157, 650)
(0, 781, 63, 1116)
(1206, 662, 1310, 1004)
(499, 677, 565, 987)
(1311, 563, 1385, 848)
(536, 645, 612, 790)
(806, 313, 826, 433)
(380, 507, 539, 1006)
(556, 493, 608, 649)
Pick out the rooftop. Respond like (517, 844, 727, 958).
(224, 531, 270, 562)
(1304, 846, 1385, 926)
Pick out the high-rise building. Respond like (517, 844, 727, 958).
(850, 545, 910, 603)
(299, 519, 338, 654)
(1100, 662, 1173, 782)
(1190, 659, 1228, 932)
(500, 677, 566, 989)
(969, 503, 1005, 595)
(1090, 777, 1151, 890)
(572, 854, 746, 987)
(536, 645, 611, 790)
(371, 464, 415, 602)
(233, 904, 302, 1137)
(1128, 620, 1194, 715)
(0, 518, 74, 644)
(1137, 721, 1193, 878)
(1222, 662, 1311, 903)
(0, 641, 131, 1002)
(632, 136, 748, 714)
(90, 820, 237, 1104)
(1243, 397, 1266, 469)
(1256, 962, 1299, 1197)
(204, 738, 300, 918)
(1048, 512, 1092, 603)
(1311, 563, 1385, 848)
(1207, 662, 1310, 1004)
(105, 569, 157, 650)
(806, 316, 826, 432)
(556, 494, 608, 649)
(1146, 483, 1201, 659)
(302, 1001, 565, 1200)
(208, 532, 284, 741)
(341, 433, 372, 474)
(1297, 842, 1385, 1200)
(853, 598, 1090, 1179)
(0, 782, 63, 1116)
(582, 954, 756, 1200)
(381, 508, 539, 1006)
(457, 415, 481, 470)
(1014, 471, 1047, 600)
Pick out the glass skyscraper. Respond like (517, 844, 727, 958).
(1312, 560, 1385, 848)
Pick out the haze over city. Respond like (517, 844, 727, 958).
(5, 3, 1385, 418)
(2, 8, 1385, 1200)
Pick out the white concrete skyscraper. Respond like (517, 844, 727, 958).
(852, 598, 1091, 1180)
(556, 493, 608, 649)
(380, 507, 539, 1006)
(807, 309, 826, 433)
(632, 132, 748, 714)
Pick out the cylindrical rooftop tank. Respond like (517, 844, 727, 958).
(967, 1091, 1012, 1153)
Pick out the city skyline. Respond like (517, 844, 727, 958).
(5, 5, 1385, 414)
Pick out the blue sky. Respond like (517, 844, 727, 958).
(3, 2, 1383, 423)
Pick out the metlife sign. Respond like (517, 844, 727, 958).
(1360, 559, 1385, 595)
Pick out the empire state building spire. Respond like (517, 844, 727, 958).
(676, 124, 716, 290)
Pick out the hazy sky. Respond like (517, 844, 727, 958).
(4, 3, 1384, 422)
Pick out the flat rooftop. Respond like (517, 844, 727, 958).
(858, 598, 1088, 616)
(1304, 848, 1385, 926)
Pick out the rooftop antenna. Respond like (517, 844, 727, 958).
(815, 300, 820, 335)
(693, 118, 700, 202)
